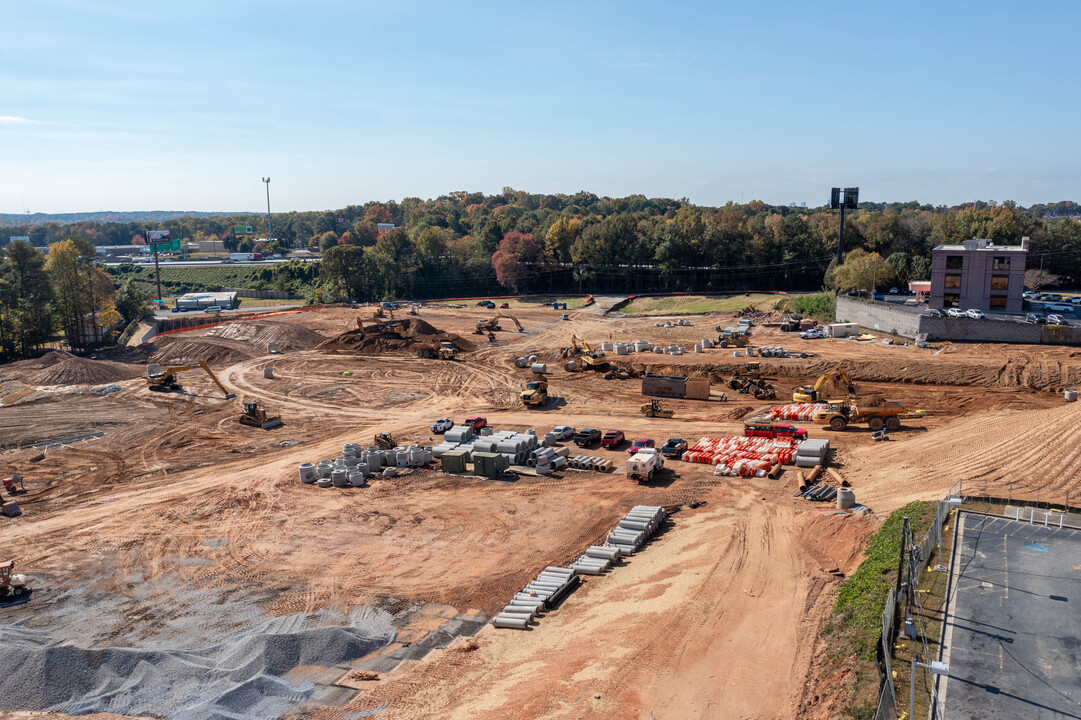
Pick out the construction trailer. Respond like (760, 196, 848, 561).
(641, 374, 710, 400)
(824, 323, 858, 338)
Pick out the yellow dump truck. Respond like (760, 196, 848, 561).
(812, 399, 904, 432)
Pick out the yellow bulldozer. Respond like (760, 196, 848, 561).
(374, 433, 396, 449)
(415, 341, 458, 360)
(146, 360, 235, 399)
(640, 397, 674, 418)
(793, 367, 858, 403)
(239, 401, 283, 429)
(521, 378, 548, 407)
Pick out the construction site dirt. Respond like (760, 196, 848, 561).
(0, 302, 1077, 720)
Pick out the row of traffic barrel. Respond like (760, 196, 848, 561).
(493, 505, 667, 630)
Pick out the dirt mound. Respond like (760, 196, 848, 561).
(316, 317, 475, 356)
(150, 338, 255, 366)
(205, 320, 325, 351)
(725, 405, 755, 420)
(5, 350, 143, 386)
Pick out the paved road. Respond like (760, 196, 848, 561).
(153, 304, 303, 319)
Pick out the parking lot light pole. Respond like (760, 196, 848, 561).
(262, 177, 272, 245)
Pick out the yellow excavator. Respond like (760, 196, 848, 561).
(357, 316, 404, 338)
(475, 312, 524, 334)
(146, 360, 235, 399)
(571, 334, 608, 371)
(640, 397, 674, 418)
(239, 401, 283, 429)
(793, 367, 858, 403)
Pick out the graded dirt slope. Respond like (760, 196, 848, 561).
(2, 350, 143, 385)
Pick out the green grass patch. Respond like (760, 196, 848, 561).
(106, 262, 317, 299)
(833, 501, 933, 659)
(791, 293, 835, 321)
(616, 293, 779, 315)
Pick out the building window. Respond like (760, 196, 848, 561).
(943, 294, 960, 308)
(944, 274, 962, 289)
(989, 295, 1008, 309)
(990, 275, 1010, 290)
(945, 255, 964, 269)
(992, 256, 1010, 270)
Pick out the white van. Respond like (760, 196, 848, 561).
(203, 306, 223, 313)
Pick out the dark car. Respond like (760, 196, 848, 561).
(1026, 313, 1047, 324)
(600, 429, 625, 449)
(661, 438, 688, 459)
(573, 428, 601, 447)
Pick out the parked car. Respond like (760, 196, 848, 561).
(600, 429, 625, 449)
(1046, 303, 1074, 313)
(464, 416, 487, 431)
(1023, 291, 1038, 299)
(889, 287, 899, 294)
(925, 309, 943, 317)
(946, 308, 965, 318)
(1047, 314, 1067, 325)
(573, 428, 601, 446)
(966, 309, 986, 319)
(1026, 313, 1047, 324)
(799, 328, 826, 339)
(627, 438, 655, 455)
(430, 418, 454, 434)
(1044, 294, 1063, 301)
(1070, 297, 1081, 305)
(560, 313, 570, 320)
(499, 302, 510, 309)
(550, 425, 575, 441)
(660, 438, 688, 459)
(203, 306, 223, 313)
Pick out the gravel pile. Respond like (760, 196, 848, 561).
(0, 607, 395, 719)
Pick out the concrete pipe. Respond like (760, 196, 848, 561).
(619, 519, 651, 531)
(537, 570, 572, 580)
(317, 465, 334, 479)
(267, 342, 279, 353)
(531, 363, 547, 374)
(586, 547, 621, 560)
(550, 456, 568, 469)
(544, 566, 574, 576)
(354, 463, 370, 477)
(263, 367, 274, 379)
(331, 470, 349, 488)
(836, 487, 855, 509)
(316, 478, 332, 488)
(564, 360, 578, 372)
(348, 473, 366, 487)
(515, 357, 528, 368)
(492, 615, 529, 629)
(383, 467, 398, 478)
(571, 564, 606, 575)
(514, 592, 549, 605)
(509, 598, 546, 611)
(526, 580, 564, 592)
(502, 604, 537, 619)
(601, 342, 614, 351)
(298, 464, 317, 484)
(553, 446, 570, 458)
(525, 458, 536, 467)
(528, 355, 539, 364)
(574, 556, 609, 568)
(1066, 390, 1078, 402)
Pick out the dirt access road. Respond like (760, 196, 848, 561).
(0, 298, 1076, 719)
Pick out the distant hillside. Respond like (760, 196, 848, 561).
(0, 211, 244, 227)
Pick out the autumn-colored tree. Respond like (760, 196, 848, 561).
(364, 204, 393, 224)
(45, 236, 120, 349)
(832, 249, 895, 292)
(337, 231, 355, 246)
(492, 232, 540, 291)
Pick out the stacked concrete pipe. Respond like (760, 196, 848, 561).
(494, 567, 579, 630)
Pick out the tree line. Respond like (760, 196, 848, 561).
(3, 191, 1081, 358)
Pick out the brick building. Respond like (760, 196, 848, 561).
(929, 237, 1028, 312)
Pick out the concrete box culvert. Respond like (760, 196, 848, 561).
(298, 464, 317, 483)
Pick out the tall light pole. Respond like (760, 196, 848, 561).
(262, 177, 273, 246)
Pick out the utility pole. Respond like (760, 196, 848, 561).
(148, 226, 163, 303)
(262, 177, 273, 246)
(831, 187, 860, 268)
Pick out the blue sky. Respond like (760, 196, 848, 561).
(1, 0, 1079, 213)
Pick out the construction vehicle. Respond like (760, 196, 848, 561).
(374, 433, 396, 449)
(146, 360, 235, 399)
(239, 401, 283, 429)
(487, 331, 496, 343)
(356, 316, 405, 337)
(727, 361, 776, 399)
(718, 329, 751, 348)
(640, 397, 674, 418)
(2, 474, 25, 495)
(501, 313, 524, 332)
(812, 399, 904, 432)
(415, 341, 458, 360)
(475, 312, 524, 334)
(0, 561, 28, 597)
(793, 367, 858, 403)
(626, 448, 664, 482)
(570, 334, 608, 371)
(521, 378, 548, 407)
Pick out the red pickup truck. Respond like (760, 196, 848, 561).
(743, 422, 807, 441)
(600, 429, 625, 448)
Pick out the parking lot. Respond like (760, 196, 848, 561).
(939, 512, 1081, 719)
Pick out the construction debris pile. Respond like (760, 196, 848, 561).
(493, 506, 667, 630)
(432, 426, 541, 468)
(653, 319, 692, 328)
(316, 317, 473, 356)
(770, 403, 830, 421)
(682, 436, 799, 476)
(299, 443, 433, 487)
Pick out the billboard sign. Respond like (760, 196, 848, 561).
(233, 225, 253, 235)
(336, 214, 346, 225)
(147, 230, 171, 243)
(4, 235, 30, 246)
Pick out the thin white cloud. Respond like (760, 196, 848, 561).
(0, 116, 36, 124)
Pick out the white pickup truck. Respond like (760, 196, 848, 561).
(626, 448, 663, 482)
